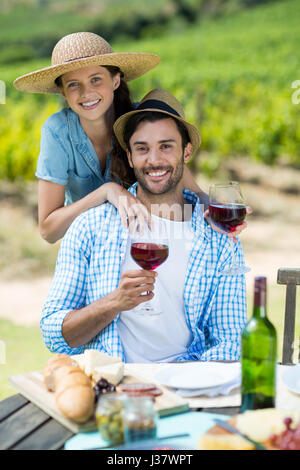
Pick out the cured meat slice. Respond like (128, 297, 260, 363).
(118, 383, 163, 399)
(147, 387, 163, 397)
(118, 382, 157, 392)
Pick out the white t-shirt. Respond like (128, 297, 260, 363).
(117, 214, 194, 362)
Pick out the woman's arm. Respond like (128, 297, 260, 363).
(182, 164, 208, 207)
(38, 180, 111, 243)
(38, 180, 151, 243)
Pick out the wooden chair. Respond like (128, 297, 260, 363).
(277, 268, 300, 364)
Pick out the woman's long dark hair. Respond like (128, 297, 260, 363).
(106, 66, 136, 188)
(110, 135, 136, 188)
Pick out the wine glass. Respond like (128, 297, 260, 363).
(130, 218, 169, 315)
(209, 182, 250, 276)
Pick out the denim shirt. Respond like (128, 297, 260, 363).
(36, 108, 113, 205)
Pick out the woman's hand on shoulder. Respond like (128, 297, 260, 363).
(203, 206, 252, 243)
(104, 182, 151, 232)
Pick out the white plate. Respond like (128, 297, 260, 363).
(155, 362, 241, 390)
(282, 364, 300, 395)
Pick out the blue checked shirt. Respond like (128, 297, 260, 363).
(40, 184, 247, 361)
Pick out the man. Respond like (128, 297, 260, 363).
(40, 89, 247, 362)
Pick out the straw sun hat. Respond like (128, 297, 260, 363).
(113, 88, 201, 152)
(13, 32, 161, 94)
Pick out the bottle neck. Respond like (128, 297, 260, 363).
(252, 305, 267, 319)
(253, 279, 267, 318)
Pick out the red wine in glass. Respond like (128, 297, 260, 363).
(209, 182, 250, 275)
(130, 243, 169, 271)
(208, 203, 247, 233)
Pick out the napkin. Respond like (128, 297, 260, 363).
(170, 374, 241, 398)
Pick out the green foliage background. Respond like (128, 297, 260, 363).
(0, 0, 299, 180)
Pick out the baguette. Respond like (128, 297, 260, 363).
(44, 354, 95, 423)
(55, 385, 95, 424)
(43, 354, 79, 391)
(53, 364, 83, 387)
(55, 369, 92, 394)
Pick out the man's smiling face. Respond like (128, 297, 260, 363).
(127, 117, 192, 196)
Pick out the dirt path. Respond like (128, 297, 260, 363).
(0, 277, 52, 326)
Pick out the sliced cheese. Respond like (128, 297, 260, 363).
(71, 354, 86, 371)
(236, 408, 300, 442)
(198, 433, 254, 451)
(92, 362, 125, 386)
(83, 349, 122, 377)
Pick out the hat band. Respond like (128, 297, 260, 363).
(137, 99, 181, 117)
(63, 54, 95, 63)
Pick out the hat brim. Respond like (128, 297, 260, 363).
(113, 107, 201, 153)
(13, 52, 160, 94)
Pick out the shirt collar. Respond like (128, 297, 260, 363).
(127, 183, 210, 240)
(66, 107, 113, 181)
(67, 107, 86, 146)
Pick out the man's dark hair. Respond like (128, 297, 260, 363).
(123, 111, 190, 153)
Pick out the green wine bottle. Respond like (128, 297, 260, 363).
(241, 276, 277, 412)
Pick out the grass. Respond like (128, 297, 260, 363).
(1, 283, 299, 400)
(0, 0, 169, 44)
(0, 318, 52, 401)
(0, 203, 59, 280)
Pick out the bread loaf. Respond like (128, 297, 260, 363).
(44, 354, 95, 423)
(43, 354, 79, 391)
(55, 385, 95, 424)
(55, 369, 92, 393)
(53, 365, 83, 388)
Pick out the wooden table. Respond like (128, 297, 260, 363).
(0, 393, 240, 450)
(2, 362, 298, 450)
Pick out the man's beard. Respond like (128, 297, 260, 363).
(133, 154, 185, 196)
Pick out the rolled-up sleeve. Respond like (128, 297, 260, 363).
(36, 122, 69, 186)
(200, 239, 248, 361)
(40, 215, 91, 354)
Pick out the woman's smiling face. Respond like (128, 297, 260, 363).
(59, 65, 120, 122)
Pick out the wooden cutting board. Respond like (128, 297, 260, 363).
(9, 369, 189, 434)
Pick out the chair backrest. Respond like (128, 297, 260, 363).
(277, 268, 300, 364)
